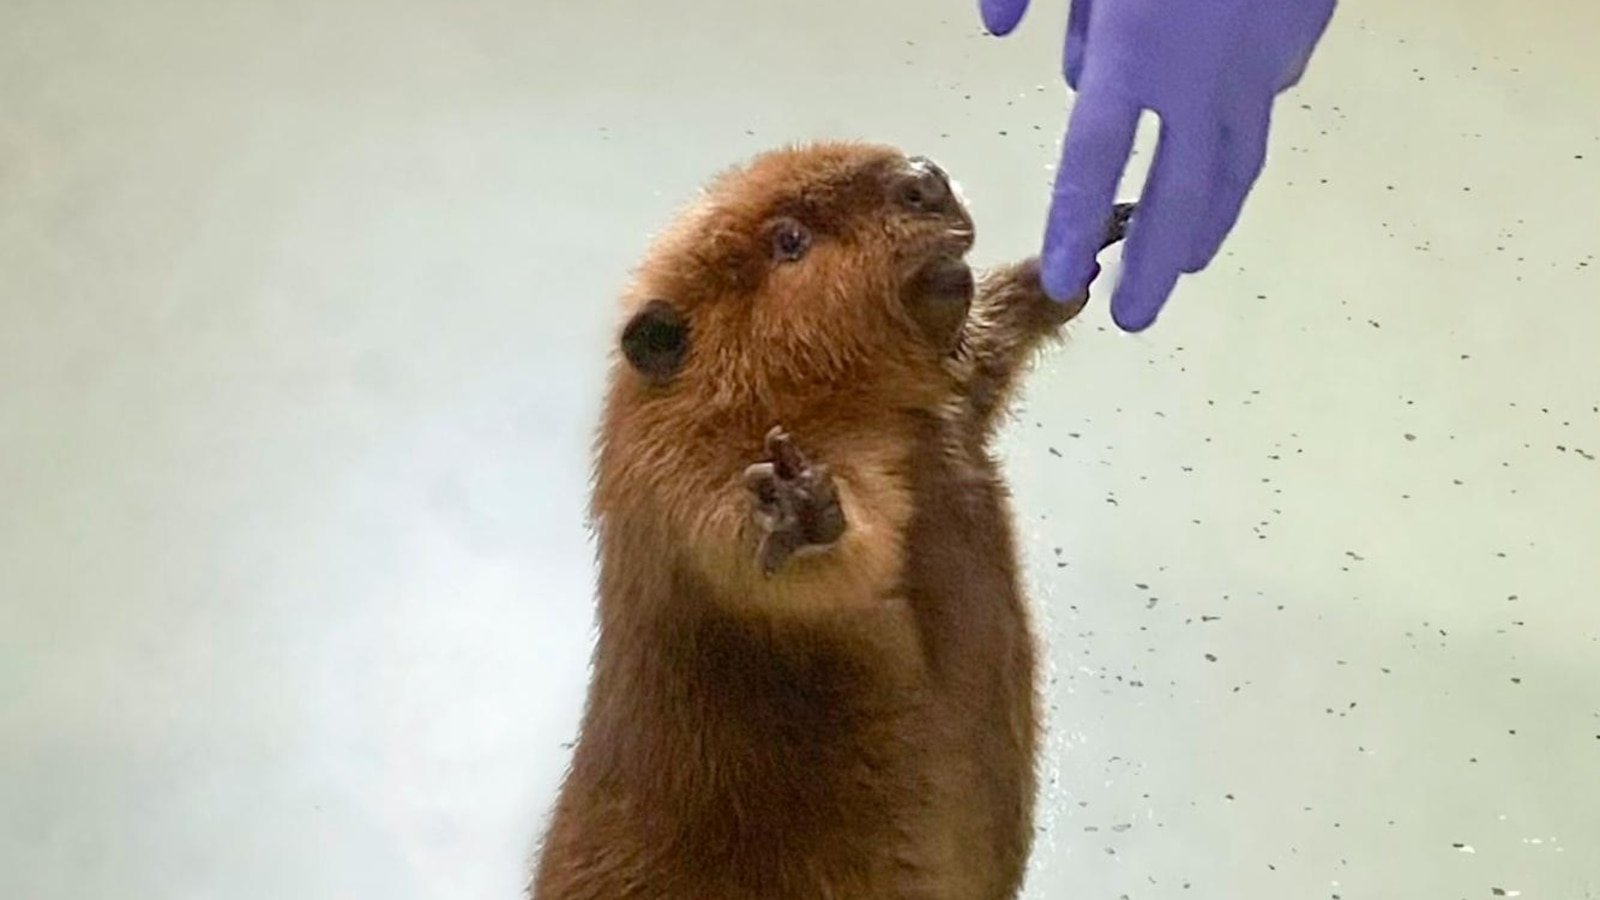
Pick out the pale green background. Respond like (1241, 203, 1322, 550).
(2, 1, 1597, 898)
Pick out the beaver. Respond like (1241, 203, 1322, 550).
(532, 142, 1132, 900)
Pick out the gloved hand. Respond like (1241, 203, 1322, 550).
(981, 0, 1336, 331)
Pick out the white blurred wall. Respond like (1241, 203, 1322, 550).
(2, 2, 1597, 897)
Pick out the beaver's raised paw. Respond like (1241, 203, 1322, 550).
(743, 427, 846, 575)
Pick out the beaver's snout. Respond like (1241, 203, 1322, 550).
(912, 255, 975, 299)
(896, 157, 954, 215)
(895, 156, 974, 245)
(902, 256, 975, 353)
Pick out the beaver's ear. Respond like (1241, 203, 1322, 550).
(620, 299, 689, 383)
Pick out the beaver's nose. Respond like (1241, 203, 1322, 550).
(896, 156, 959, 217)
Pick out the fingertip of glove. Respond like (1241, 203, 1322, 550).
(1110, 292, 1161, 333)
(979, 1, 1026, 35)
(1040, 255, 1093, 303)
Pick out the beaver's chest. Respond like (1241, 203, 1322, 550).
(898, 430, 1041, 898)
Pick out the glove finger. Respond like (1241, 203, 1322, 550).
(980, 0, 1030, 35)
(1041, 89, 1141, 302)
(1185, 95, 1272, 272)
(1062, 0, 1094, 88)
(1277, 0, 1337, 90)
(1110, 113, 1217, 331)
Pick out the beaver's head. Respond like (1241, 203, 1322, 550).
(615, 143, 983, 414)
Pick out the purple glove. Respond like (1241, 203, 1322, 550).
(982, 0, 1336, 331)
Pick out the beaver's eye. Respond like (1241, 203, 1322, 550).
(770, 218, 812, 263)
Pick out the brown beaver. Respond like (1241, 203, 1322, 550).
(532, 142, 1132, 900)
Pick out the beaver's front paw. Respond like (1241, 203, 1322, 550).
(981, 256, 1087, 328)
(986, 201, 1136, 329)
(743, 427, 846, 575)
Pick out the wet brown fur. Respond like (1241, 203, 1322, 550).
(533, 142, 1095, 900)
